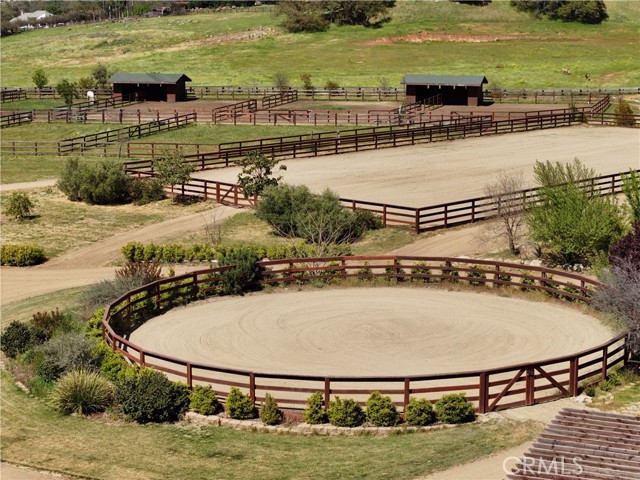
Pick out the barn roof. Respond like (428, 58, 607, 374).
(109, 73, 192, 85)
(401, 74, 488, 87)
(507, 407, 640, 479)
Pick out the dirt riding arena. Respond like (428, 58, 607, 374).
(129, 287, 612, 377)
(194, 125, 639, 206)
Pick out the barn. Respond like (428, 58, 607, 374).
(109, 73, 192, 102)
(402, 74, 488, 106)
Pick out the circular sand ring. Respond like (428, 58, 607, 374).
(105, 257, 627, 412)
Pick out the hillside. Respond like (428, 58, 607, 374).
(1, 1, 639, 88)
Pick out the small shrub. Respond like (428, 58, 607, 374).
(583, 384, 597, 397)
(607, 370, 623, 387)
(115, 368, 190, 423)
(303, 392, 328, 424)
(466, 265, 487, 286)
(327, 397, 365, 427)
(217, 246, 261, 295)
(260, 393, 283, 425)
(225, 387, 256, 419)
(4, 192, 35, 220)
(440, 264, 459, 283)
(325, 80, 341, 92)
(93, 341, 129, 382)
(365, 391, 399, 427)
(411, 262, 431, 283)
(614, 99, 636, 127)
(115, 260, 163, 285)
(0, 321, 35, 358)
(404, 398, 436, 426)
(435, 394, 476, 424)
(1, 244, 47, 266)
(57, 158, 131, 205)
(49, 369, 113, 415)
(35, 333, 100, 382)
(190, 385, 222, 415)
(520, 272, 536, 291)
(129, 177, 165, 205)
(85, 307, 106, 339)
(32, 308, 78, 340)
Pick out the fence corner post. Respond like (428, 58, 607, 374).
(478, 372, 489, 414)
(324, 377, 331, 410)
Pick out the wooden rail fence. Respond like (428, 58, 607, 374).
(102, 257, 628, 414)
(0, 111, 33, 128)
(261, 90, 299, 109)
(0, 88, 27, 102)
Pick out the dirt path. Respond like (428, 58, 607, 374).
(0, 180, 57, 192)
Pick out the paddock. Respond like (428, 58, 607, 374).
(192, 125, 639, 206)
(129, 287, 612, 377)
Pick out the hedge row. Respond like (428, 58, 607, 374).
(121, 241, 352, 264)
(1, 244, 47, 266)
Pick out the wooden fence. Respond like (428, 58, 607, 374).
(0, 111, 33, 128)
(102, 256, 628, 413)
(0, 88, 27, 102)
(211, 99, 258, 123)
(261, 90, 299, 109)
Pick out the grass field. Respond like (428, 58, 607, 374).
(0, 369, 540, 479)
(1, 2, 638, 88)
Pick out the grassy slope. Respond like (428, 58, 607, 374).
(0, 370, 539, 479)
(1, 2, 638, 88)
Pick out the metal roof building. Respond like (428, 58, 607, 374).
(109, 73, 192, 103)
(402, 74, 488, 106)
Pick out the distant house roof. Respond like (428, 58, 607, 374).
(109, 73, 192, 85)
(401, 74, 488, 87)
(10, 10, 53, 23)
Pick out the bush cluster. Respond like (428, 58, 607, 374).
(49, 369, 113, 415)
(217, 246, 261, 295)
(115, 368, 190, 423)
(365, 391, 399, 427)
(4, 192, 35, 220)
(225, 387, 256, 419)
(57, 158, 131, 205)
(1, 244, 47, 266)
(303, 392, 328, 424)
(435, 394, 476, 424)
(35, 333, 101, 382)
(0, 321, 38, 358)
(190, 385, 222, 415)
(404, 398, 436, 426)
(327, 397, 365, 427)
(129, 177, 165, 205)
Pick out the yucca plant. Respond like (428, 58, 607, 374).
(50, 369, 113, 415)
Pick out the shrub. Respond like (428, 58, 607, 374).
(237, 150, 287, 198)
(404, 398, 436, 426)
(583, 384, 597, 397)
(190, 385, 222, 416)
(411, 262, 431, 282)
(303, 392, 328, 424)
(129, 177, 165, 205)
(325, 80, 340, 92)
(260, 393, 283, 425)
(0, 321, 35, 358)
(217, 246, 261, 295)
(520, 272, 536, 291)
(435, 394, 476, 424)
(5, 192, 35, 220)
(225, 387, 256, 419)
(57, 158, 131, 205)
(35, 333, 100, 382)
(327, 397, 365, 427)
(85, 307, 106, 339)
(440, 264, 459, 283)
(466, 265, 487, 286)
(93, 341, 129, 382)
(49, 369, 113, 415)
(31, 308, 81, 340)
(614, 100, 636, 127)
(115, 368, 190, 423)
(365, 391, 399, 427)
(1, 244, 47, 266)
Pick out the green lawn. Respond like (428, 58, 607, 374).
(1, 2, 638, 88)
(0, 369, 540, 479)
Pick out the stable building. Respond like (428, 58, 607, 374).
(402, 74, 488, 106)
(109, 73, 192, 102)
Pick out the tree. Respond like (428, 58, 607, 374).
(32, 68, 48, 90)
(622, 170, 640, 224)
(5, 192, 35, 220)
(324, 1, 396, 27)
(153, 150, 195, 201)
(482, 171, 526, 255)
(526, 158, 625, 265)
(91, 63, 112, 90)
(56, 79, 80, 107)
(510, 0, 607, 24)
(274, 1, 329, 33)
(614, 99, 637, 127)
(236, 150, 286, 198)
(272, 72, 290, 92)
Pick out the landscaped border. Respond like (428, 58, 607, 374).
(102, 256, 628, 415)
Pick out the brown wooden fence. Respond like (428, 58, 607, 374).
(261, 90, 299, 109)
(102, 256, 628, 413)
(0, 88, 27, 102)
(0, 111, 33, 128)
(211, 99, 258, 123)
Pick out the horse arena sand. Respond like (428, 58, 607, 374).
(194, 126, 639, 206)
(129, 287, 613, 377)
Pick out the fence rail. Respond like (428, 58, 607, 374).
(0, 111, 33, 128)
(261, 90, 299, 109)
(0, 88, 27, 102)
(102, 257, 627, 414)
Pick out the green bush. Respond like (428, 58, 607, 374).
(583, 384, 597, 397)
(520, 272, 536, 291)
(5, 192, 35, 220)
(57, 158, 131, 205)
(85, 307, 106, 339)
(466, 265, 487, 286)
(190, 385, 222, 415)
(129, 177, 165, 205)
(217, 246, 261, 295)
(93, 341, 130, 382)
(1, 244, 47, 266)
(35, 333, 100, 382)
(0, 321, 35, 358)
(435, 394, 476, 424)
(327, 397, 365, 427)
(115, 368, 190, 423)
(365, 391, 399, 427)
(225, 387, 256, 420)
(49, 369, 113, 415)
(404, 398, 436, 426)
(31, 308, 81, 340)
(410, 262, 431, 283)
(260, 393, 283, 425)
(614, 100, 636, 127)
(303, 392, 328, 424)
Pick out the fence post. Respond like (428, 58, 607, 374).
(403, 378, 410, 412)
(569, 357, 578, 396)
(415, 209, 420, 234)
(525, 367, 535, 405)
(140, 350, 145, 366)
(478, 372, 489, 413)
(249, 372, 256, 403)
(324, 377, 331, 410)
(186, 363, 193, 389)
(601, 345, 608, 380)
